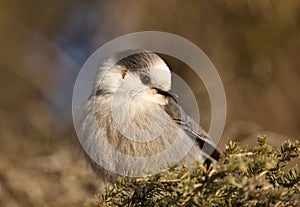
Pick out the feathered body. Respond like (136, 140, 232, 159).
(78, 50, 219, 181)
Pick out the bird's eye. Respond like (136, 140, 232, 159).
(140, 74, 151, 85)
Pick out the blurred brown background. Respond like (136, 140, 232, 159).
(0, 0, 299, 206)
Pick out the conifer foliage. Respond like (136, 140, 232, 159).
(85, 136, 300, 207)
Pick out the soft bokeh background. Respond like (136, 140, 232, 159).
(0, 0, 299, 206)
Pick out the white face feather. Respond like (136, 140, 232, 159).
(148, 58, 172, 92)
(94, 52, 172, 106)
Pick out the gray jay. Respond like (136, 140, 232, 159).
(78, 50, 220, 182)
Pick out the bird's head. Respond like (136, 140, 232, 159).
(94, 50, 176, 105)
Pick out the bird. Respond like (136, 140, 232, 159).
(78, 49, 220, 182)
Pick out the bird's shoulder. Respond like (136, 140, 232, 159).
(164, 97, 220, 163)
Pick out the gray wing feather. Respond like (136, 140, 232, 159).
(164, 97, 220, 163)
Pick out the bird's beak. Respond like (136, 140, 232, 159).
(153, 87, 178, 99)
